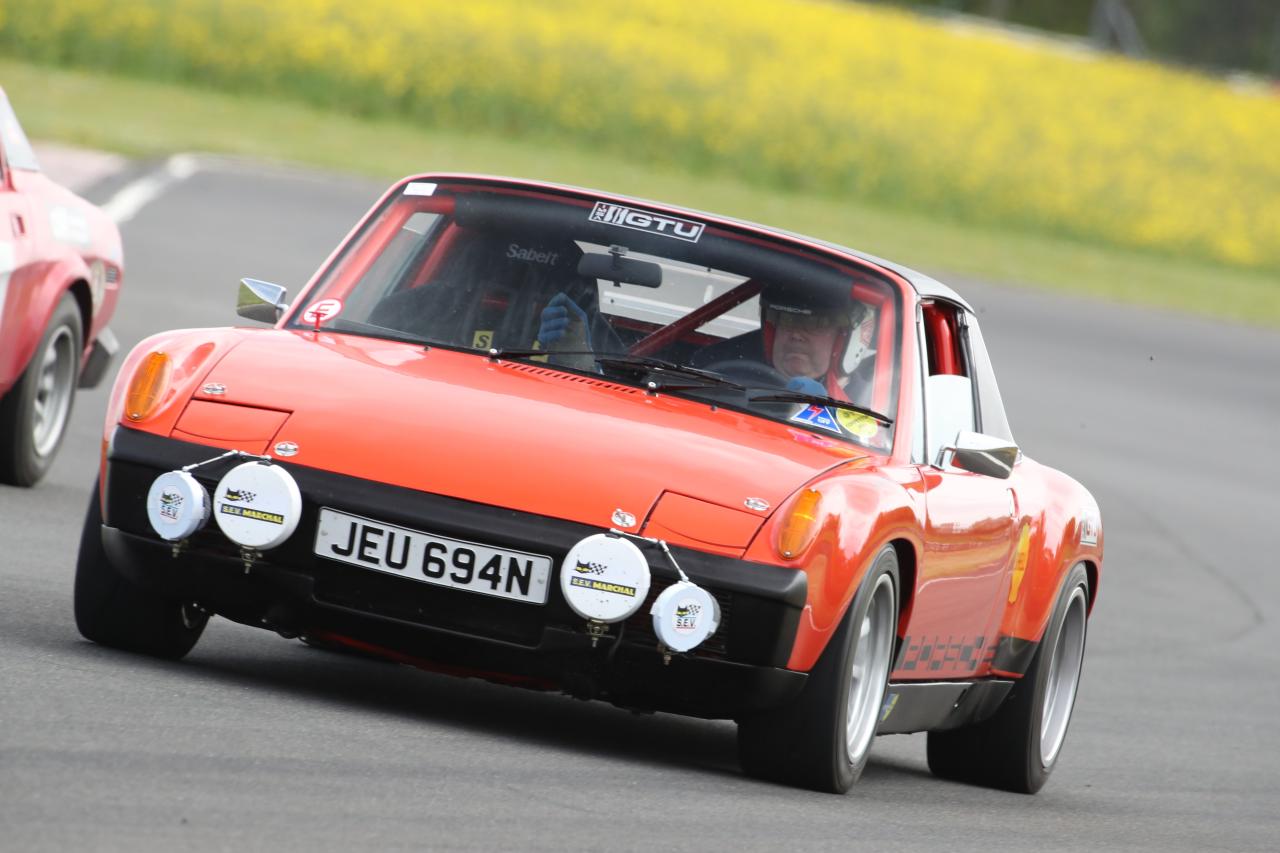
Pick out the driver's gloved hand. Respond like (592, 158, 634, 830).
(537, 292, 592, 349)
(785, 375, 828, 397)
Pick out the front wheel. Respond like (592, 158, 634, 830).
(927, 562, 1090, 793)
(0, 293, 83, 486)
(737, 545, 899, 793)
(73, 478, 208, 659)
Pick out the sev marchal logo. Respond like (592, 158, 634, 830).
(588, 202, 704, 243)
(571, 560, 635, 596)
(223, 489, 256, 503)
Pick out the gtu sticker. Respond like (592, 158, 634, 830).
(588, 202, 704, 243)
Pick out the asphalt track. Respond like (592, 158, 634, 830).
(2, 152, 1277, 851)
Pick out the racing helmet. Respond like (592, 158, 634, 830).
(760, 280, 862, 390)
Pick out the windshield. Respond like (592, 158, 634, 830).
(289, 180, 902, 452)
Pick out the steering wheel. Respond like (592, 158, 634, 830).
(702, 359, 790, 388)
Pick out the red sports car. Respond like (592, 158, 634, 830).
(77, 174, 1102, 793)
(0, 86, 122, 485)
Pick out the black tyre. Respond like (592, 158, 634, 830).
(0, 293, 83, 486)
(73, 478, 208, 659)
(927, 562, 1090, 794)
(737, 545, 899, 793)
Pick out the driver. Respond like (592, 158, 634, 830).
(753, 281, 870, 403)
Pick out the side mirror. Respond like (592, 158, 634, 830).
(237, 278, 289, 323)
(939, 430, 1018, 479)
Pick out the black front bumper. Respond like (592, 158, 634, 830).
(101, 428, 808, 718)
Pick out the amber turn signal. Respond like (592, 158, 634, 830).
(777, 488, 822, 558)
(125, 351, 172, 421)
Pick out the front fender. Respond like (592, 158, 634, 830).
(100, 328, 253, 482)
(744, 461, 924, 672)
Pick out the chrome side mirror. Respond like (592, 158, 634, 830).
(237, 278, 289, 323)
(939, 430, 1019, 479)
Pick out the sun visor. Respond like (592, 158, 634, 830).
(172, 400, 289, 454)
(642, 492, 767, 557)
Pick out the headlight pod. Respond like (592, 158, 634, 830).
(125, 351, 172, 421)
(145, 460, 302, 551)
(777, 488, 823, 559)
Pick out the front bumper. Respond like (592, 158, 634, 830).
(101, 427, 809, 718)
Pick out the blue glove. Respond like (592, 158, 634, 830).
(786, 375, 828, 397)
(537, 292, 591, 348)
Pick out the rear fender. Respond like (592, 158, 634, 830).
(995, 466, 1103, 669)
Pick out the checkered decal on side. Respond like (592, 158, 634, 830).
(897, 635, 992, 672)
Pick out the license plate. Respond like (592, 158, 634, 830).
(314, 508, 552, 604)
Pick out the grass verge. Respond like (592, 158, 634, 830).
(7, 58, 1277, 327)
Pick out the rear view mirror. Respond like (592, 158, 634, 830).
(237, 278, 289, 323)
(578, 251, 662, 288)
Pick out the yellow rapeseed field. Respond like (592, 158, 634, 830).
(4, 0, 1279, 271)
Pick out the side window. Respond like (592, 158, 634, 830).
(964, 314, 1015, 443)
(920, 301, 976, 465)
(0, 95, 40, 172)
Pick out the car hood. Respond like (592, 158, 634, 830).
(191, 331, 868, 531)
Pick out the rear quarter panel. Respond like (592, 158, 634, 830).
(996, 457, 1103, 672)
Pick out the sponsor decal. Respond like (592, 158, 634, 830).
(158, 490, 184, 522)
(569, 576, 636, 597)
(835, 409, 878, 439)
(219, 504, 285, 525)
(1080, 514, 1100, 546)
(789, 404, 843, 434)
(223, 489, 256, 503)
(302, 298, 343, 326)
(899, 635, 990, 672)
(879, 692, 900, 723)
(588, 202, 704, 243)
(574, 561, 608, 575)
(506, 243, 560, 265)
(471, 329, 494, 349)
(403, 181, 437, 196)
(673, 600, 702, 633)
(49, 206, 91, 246)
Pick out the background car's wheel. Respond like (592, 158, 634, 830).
(73, 478, 208, 659)
(737, 545, 898, 793)
(926, 562, 1090, 794)
(0, 293, 84, 486)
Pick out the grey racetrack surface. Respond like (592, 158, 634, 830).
(2, 155, 1278, 851)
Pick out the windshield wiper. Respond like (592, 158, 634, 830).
(592, 355, 745, 390)
(487, 349, 745, 391)
(321, 318, 440, 348)
(747, 390, 894, 426)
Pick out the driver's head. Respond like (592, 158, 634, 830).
(761, 282, 857, 380)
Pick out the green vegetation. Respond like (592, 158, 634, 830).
(6, 58, 1277, 327)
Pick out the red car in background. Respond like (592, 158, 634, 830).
(0, 85, 122, 485)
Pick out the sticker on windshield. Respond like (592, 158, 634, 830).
(789, 404, 843, 434)
(302, 298, 343, 326)
(836, 409, 878, 439)
(403, 181, 437, 196)
(472, 329, 494, 349)
(588, 202, 704, 243)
